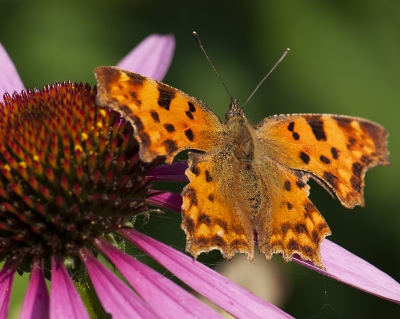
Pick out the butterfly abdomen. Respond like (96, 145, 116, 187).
(227, 115, 266, 218)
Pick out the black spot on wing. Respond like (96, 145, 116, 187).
(190, 165, 200, 176)
(295, 223, 307, 234)
(127, 73, 145, 86)
(303, 202, 314, 218)
(188, 101, 196, 112)
(296, 179, 306, 189)
(350, 176, 362, 193)
(211, 235, 226, 247)
(318, 222, 329, 232)
(361, 155, 372, 165)
(359, 120, 387, 146)
(284, 180, 291, 191)
(334, 116, 352, 127)
(205, 170, 213, 183)
(331, 147, 339, 159)
(299, 151, 310, 164)
(198, 214, 211, 226)
(164, 123, 175, 133)
(185, 110, 194, 120)
(130, 115, 147, 134)
(287, 122, 300, 140)
(163, 139, 178, 155)
(319, 155, 331, 164)
(184, 186, 198, 207)
(185, 128, 194, 141)
(348, 137, 356, 146)
(208, 194, 214, 202)
(194, 236, 208, 247)
(287, 239, 300, 251)
(150, 111, 160, 123)
(352, 162, 363, 178)
(306, 116, 327, 141)
(157, 83, 176, 110)
(184, 216, 194, 233)
(303, 245, 313, 254)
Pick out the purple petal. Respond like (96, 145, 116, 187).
(0, 259, 17, 319)
(117, 34, 175, 81)
(94, 237, 224, 319)
(20, 259, 49, 319)
(147, 162, 188, 182)
(294, 239, 400, 304)
(158, 196, 399, 304)
(121, 229, 293, 319)
(79, 247, 160, 318)
(0, 43, 24, 97)
(146, 191, 182, 213)
(50, 256, 90, 319)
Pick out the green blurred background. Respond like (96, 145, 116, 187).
(1, 0, 399, 318)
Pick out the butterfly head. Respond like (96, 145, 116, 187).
(225, 99, 245, 122)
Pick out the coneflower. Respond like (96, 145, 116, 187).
(0, 34, 294, 319)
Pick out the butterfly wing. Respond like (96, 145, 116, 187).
(255, 114, 390, 208)
(254, 159, 331, 269)
(182, 151, 255, 260)
(94, 66, 224, 163)
(253, 114, 389, 268)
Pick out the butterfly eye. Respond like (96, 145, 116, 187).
(225, 109, 234, 121)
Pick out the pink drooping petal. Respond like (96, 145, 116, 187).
(293, 239, 400, 304)
(147, 162, 189, 182)
(94, 237, 224, 319)
(122, 229, 294, 319)
(50, 256, 89, 319)
(79, 247, 160, 318)
(162, 194, 399, 304)
(0, 259, 17, 319)
(146, 191, 182, 213)
(117, 34, 175, 81)
(0, 44, 24, 97)
(20, 259, 49, 319)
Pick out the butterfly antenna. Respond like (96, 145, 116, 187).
(243, 48, 290, 108)
(193, 31, 234, 102)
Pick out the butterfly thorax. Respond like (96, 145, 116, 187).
(225, 100, 254, 161)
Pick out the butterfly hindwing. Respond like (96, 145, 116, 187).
(182, 151, 255, 260)
(254, 159, 331, 269)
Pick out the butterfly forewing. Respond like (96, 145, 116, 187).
(95, 66, 224, 163)
(255, 114, 390, 208)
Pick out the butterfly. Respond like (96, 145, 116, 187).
(94, 66, 390, 269)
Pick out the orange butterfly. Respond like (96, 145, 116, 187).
(94, 66, 389, 269)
